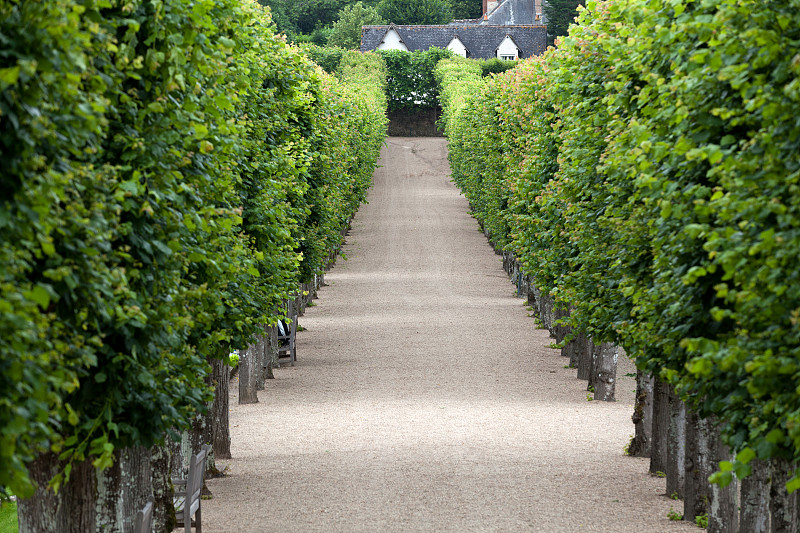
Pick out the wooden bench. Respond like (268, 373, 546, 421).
(277, 316, 297, 366)
(173, 445, 209, 533)
(134, 501, 152, 533)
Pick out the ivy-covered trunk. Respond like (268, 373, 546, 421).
(628, 370, 653, 458)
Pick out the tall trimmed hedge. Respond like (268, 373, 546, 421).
(438, 0, 800, 478)
(0, 0, 386, 498)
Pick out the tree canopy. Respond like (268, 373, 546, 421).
(542, 0, 581, 46)
(328, 2, 386, 49)
(377, 0, 453, 25)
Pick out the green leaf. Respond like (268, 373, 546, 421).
(24, 285, 51, 309)
(0, 66, 21, 88)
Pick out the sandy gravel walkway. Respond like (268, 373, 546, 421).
(202, 138, 694, 532)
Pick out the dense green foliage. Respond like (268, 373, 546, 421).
(259, 0, 481, 43)
(259, 0, 356, 36)
(382, 48, 454, 111)
(451, 0, 482, 20)
(477, 58, 519, 77)
(377, 0, 453, 25)
(1, 0, 386, 499)
(303, 45, 347, 74)
(328, 2, 385, 49)
(438, 0, 800, 479)
(542, 0, 581, 46)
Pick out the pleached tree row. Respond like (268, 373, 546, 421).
(436, 0, 800, 530)
(0, 0, 387, 530)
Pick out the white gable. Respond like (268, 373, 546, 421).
(447, 36, 468, 58)
(496, 35, 519, 59)
(377, 28, 408, 51)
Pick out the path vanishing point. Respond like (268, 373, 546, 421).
(201, 138, 696, 532)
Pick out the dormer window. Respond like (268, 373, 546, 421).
(496, 35, 519, 60)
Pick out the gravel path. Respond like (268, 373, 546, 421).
(202, 137, 695, 532)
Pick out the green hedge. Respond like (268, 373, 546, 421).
(381, 47, 454, 111)
(439, 0, 800, 476)
(0, 0, 386, 498)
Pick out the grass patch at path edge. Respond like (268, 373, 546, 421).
(0, 501, 18, 533)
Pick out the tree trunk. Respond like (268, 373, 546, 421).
(576, 333, 593, 381)
(666, 387, 686, 499)
(212, 357, 231, 460)
(770, 457, 797, 532)
(708, 422, 736, 532)
(560, 325, 575, 362)
(150, 443, 176, 533)
(587, 341, 599, 391)
(254, 326, 266, 391)
(238, 340, 260, 404)
(554, 305, 569, 345)
(593, 342, 617, 402)
(629, 370, 654, 457)
(650, 379, 670, 475)
(18, 453, 96, 533)
(95, 446, 153, 532)
(264, 324, 279, 378)
(684, 409, 712, 523)
(740, 459, 770, 532)
(19, 447, 154, 533)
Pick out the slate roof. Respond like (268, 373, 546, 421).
(361, 24, 547, 59)
(484, 0, 538, 25)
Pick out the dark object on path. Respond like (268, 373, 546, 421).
(174, 445, 209, 532)
(277, 316, 298, 366)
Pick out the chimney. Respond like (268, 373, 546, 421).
(482, 0, 487, 17)
(534, 0, 542, 23)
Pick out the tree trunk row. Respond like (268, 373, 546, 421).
(515, 261, 798, 532)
